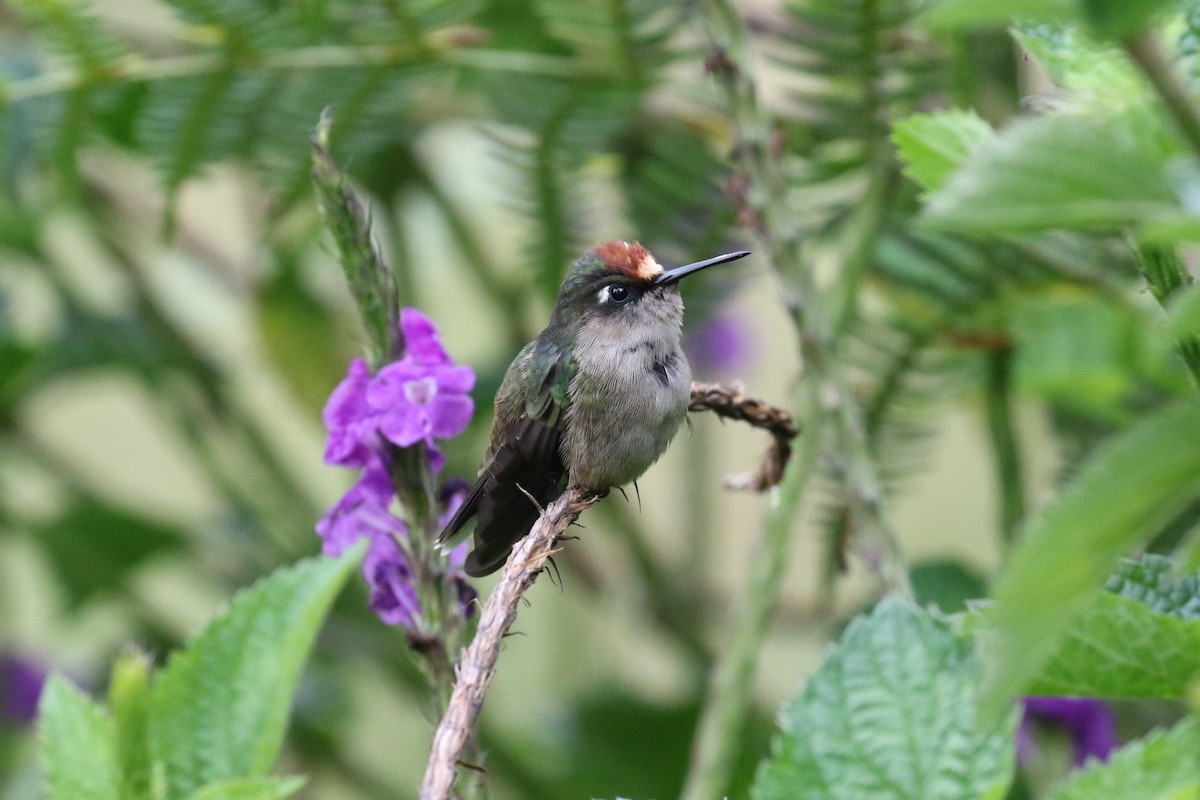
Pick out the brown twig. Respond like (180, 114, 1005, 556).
(689, 381, 799, 491)
(420, 486, 598, 800)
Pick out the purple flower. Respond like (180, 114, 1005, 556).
(1017, 697, 1117, 768)
(315, 458, 402, 557)
(322, 309, 475, 469)
(0, 654, 47, 727)
(687, 310, 752, 377)
(318, 308, 478, 629)
(363, 534, 422, 628)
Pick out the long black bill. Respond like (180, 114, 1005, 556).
(651, 250, 751, 286)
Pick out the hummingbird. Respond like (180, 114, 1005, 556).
(439, 241, 751, 576)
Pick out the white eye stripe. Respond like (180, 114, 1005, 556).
(598, 286, 610, 304)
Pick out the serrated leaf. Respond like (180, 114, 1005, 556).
(39, 674, 121, 800)
(185, 776, 306, 800)
(892, 110, 992, 191)
(1045, 719, 1200, 800)
(980, 400, 1200, 715)
(1108, 555, 1200, 618)
(147, 547, 362, 800)
(920, 109, 1187, 234)
(751, 598, 1015, 800)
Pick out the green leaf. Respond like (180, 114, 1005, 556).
(1025, 556, 1200, 698)
(185, 776, 306, 800)
(1027, 592, 1200, 697)
(751, 598, 1015, 800)
(892, 110, 992, 191)
(1009, 293, 1174, 418)
(109, 650, 155, 800)
(919, 0, 1077, 32)
(920, 109, 1186, 234)
(147, 547, 362, 800)
(980, 400, 1200, 715)
(39, 674, 121, 800)
(1168, 281, 1200, 339)
(1044, 719, 1200, 800)
(909, 559, 988, 613)
(1108, 554, 1200, 618)
(1079, 0, 1177, 41)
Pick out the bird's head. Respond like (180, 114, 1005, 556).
(550, 241, 749, 331)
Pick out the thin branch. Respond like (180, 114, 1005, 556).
(983, 346, 1026, 547)
(689, 381, 799, 491)
(420, 487, 599, 800)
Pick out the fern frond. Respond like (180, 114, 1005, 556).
(766, 0, 945, 232)
(2, 0, 524, 204)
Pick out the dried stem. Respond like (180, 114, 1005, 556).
(420, 487, 599, 800)
(689, 382, 800, 491)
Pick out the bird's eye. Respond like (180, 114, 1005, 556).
(608, 285, 632, 305)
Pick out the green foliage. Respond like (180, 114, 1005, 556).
(109, 650, 154, 800)
(1108, 554, 1200, 618)
(148, 548, 361, 800)
(1022, 556, 1200, 700)
(12, 0, 1200, 798)
(751, 599, 1015, 800)
(1026, 592, 1200, 697)
(1043, 719, 1200, 800)
(36, 550, 359, 800)
(311, 112, 398, 369)
(922, 0, 1176, 41)
(39, 675, 121, 800)
(1009, 292, 1182, 418)
(1078, 0, 1178, 41)
(1168, 280, 1200, 339)
(980, 400, 1200, 713)
(919, 0, 1076, 32)
(774, 0, 945, 231)
(921, 109, 1186, 234)
(35, 500, 186, 609)
(1011, 26, 1146, 108)
(184, 777, 306, 800)
(891, 110, 991, 191)
(3, 0, 481, 205)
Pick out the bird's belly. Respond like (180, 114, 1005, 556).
(565, 350, 691, 490)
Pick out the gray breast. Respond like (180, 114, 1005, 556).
(565, 330, 692, 490)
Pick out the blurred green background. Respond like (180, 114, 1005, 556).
(2, 0, 1190, 797)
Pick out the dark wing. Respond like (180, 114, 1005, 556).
(438, 338, 574, 577)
